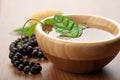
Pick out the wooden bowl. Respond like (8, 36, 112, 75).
(35, 14, 120, 73)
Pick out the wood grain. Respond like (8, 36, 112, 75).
(0, 16, 120, 80)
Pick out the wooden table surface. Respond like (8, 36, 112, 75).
(0, 0, 120, 80)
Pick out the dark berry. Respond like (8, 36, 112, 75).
(23, 66, 30, 74)
(26, 42, 30, 46)
(33, 39, 38, 46)
(21, 49, 27, 56)
(9, 43, 15, 51)
(31, 50, 38, 57)
(19, 58, 24, 64)
(23, 44, 29, 49)
(9, 53, 14, 59)
(30, 67, 40, 74)
(15, 52, 22, 59)
(24, 39, 28, 43)
(28, 62, 35, 67)
(27, 53, 32, 57)
(38, 52, 43, 58)
(12, 55, 20, 61)
(17, 46, 23, 53)
(34, 63, 40, 66)
(31, 34, 35, 37)
(16, 44, 21, 49)
(23, 60, 29, 66)
(27, 46, 33, 52)
(11, 41, 17, 46)
(11, 60, 14, 64)
(29, 40, 34, 46)
(10, 42, 16, 46)
(15, 39, 20, 44)
(18, 64, 24, 71)
(17, 38, 21, 42)
(31, 35, 35, 39)
(9, 35, 45, 75)
(13, 60, 20, 67)
(22, 35, 28, 40)
(35, 65, 42, 71)
(34, 47, 39, 51)
(30, 38, 34, 42)
(11, 48, 18, 53)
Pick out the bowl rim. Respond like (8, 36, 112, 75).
(36, 14, 120, 44)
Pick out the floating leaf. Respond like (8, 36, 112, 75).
(54, 15, 83, 38)
(43, 15, 83, 38)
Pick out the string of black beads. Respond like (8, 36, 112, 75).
(9, 34, 47, 74)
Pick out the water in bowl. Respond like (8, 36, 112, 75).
(48, 28, 114, 42)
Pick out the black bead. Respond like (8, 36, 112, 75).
(15, 52, 22, 59)
(34, 39, 38, 46)
(19, 58, 24, 64)
(18, 64, 24, 71)
(26, 42, 30, 45)
(27, 46, 33, 52)
(23, 66, 30, 74)
(13, 60, 20, 67)
(31, 34, 35, 37)
(11, 48, 18, 53)
(12, 41, 17, 46)
(31, 35, 35, 39)
(23, 44, 29, 49)
(17, 46, 24, 53)
(27, 53, 32, 57)
(38, 52, 43, 58)
(21, 49, 27, 56)
(11, 59, 14, 64)
(34, 63, 40, 66)
(16, 44, 21, 49)
(29, 40, 34, 46)
(15, 39, 20, 44)
(16, 38, 21, 42)
(22, 35, 28, 40)
(24, 39, 28, 43)
(28, 62, 35, 67)
(30, 67, 40, 74)
(35, 64, 42, 71)
(31, 50, 38, 57)
(38, 48, 42, 52)
(23, 60, 29, 66)
(9, 43, 15, 51)
(9, 34, 45, 75)
(12, 55, 20, 61)
(9, 53, 14, 59)
(34, 47, 39, 51)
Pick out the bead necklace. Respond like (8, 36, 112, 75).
(9, 34, 47, 74)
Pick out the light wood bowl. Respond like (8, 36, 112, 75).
(35, 14, 120, 73)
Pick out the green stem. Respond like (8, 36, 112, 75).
(20, 19, 43, 46)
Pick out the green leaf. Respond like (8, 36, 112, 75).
(43, 18, 54, 25)
(43, 15, 84, 38)
(28, 23, 37, 40)
(54, 15, 63, 22)
(53, 15, 83, 38)
(14, 27, 29, 35)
